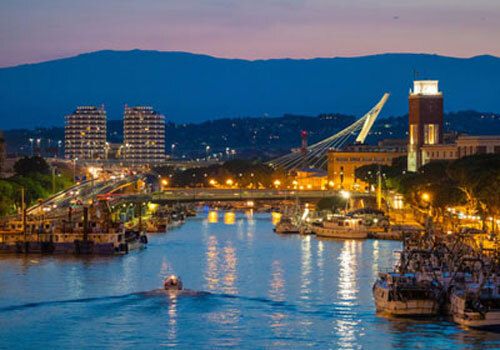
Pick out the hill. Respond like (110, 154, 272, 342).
(0, 50, 499, 128)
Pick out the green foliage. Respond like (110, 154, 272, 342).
(354, 164, 392, 188)
(0, 180, 17, 217)
(13, 156, 50, 176)
(355, 157, 406, 190)
(372, 154, 499, 219)
(0, 158, 73, 217)
(447, 154, 500, 216)
(316, 196, 346, 212)
(169, 159, 276, 188)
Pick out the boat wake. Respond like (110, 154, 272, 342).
(1, 290, 357, 320)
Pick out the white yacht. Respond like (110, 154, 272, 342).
(312, 216, 368, 239)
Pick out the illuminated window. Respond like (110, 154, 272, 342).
(409, 124, 418, 145)
(424, 124, 439, 145)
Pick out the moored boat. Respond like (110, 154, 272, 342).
(312, 216, 368, 239)
(0, 218, 147, 255)
(373, 272, 440, 317)
(274, 217, 300, 234)
(449, 276, 500, 329)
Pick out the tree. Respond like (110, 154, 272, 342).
(447, 154, 500, 217)
(0, 180, 16, 216)
(13, 156, 50, 176)
(317, 196, 346, 212)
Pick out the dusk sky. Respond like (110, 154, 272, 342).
(1, 0, 499, 67)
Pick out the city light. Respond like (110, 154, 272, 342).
(340, 190, 351, 199)
(421, 192, 431, 202)
(226, 178, 234, 187)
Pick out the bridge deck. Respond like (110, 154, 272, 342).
(115, 189, 369, 204)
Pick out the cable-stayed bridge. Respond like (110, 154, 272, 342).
(268, 93, 390, 170)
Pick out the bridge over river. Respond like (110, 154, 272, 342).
(112, 188, 371, 205)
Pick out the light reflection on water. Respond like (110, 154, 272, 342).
(0, 211, 499, 349)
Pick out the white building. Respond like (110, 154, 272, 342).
(123, 106, 165, 165)
(65, 106, 107, 160)
(421, 135, 500, 165)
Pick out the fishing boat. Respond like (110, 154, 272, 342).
(448, 266, 500, 329)
(312, 216, 368, 239)
(449, 284, 500, 329)
(274, 216, 300, 234)
(0, 207, 147, 255)
(373, 272, 440, 317)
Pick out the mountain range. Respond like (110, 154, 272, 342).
(0, 50, 499, 129)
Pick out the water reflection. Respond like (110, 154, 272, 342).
(165, 292, 178, 345)
(337, 241, 358, 303)
(300, 235, 312, 301)
(221, 243, 238, 294)
(372, 240, 380, 276)
(335, 240, 361, 349)
(269, 260, 285, 301)
(268, 259, 289, 346)
(224, 212, 235, 225)
(245, 209, 254, 224)
(207, 210, 218, 224)
(205, 235, 219, 291)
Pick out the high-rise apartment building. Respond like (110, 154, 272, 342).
(65, 106, 107, 160)
(123, 106, 165, 165)
(407, 80, 443, 171)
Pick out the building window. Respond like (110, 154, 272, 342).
(409, 124, 418, 145)
(423, 124, 439, 145)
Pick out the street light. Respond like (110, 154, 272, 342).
(273, 179, 281, 189)
(340, 190, 351, 212)
(171, 144, 176, 158)
(158, 178, 169, 191)
(421, 192, 431, 202)
(29, 138, 34, 156)
(73, 157, 78, 183)
(226, 178, 234, 187)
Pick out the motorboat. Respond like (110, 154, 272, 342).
(312, 216, 368, 239)
(164, 275, 183, 291)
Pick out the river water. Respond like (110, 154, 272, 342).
(0, 211, 499, 349)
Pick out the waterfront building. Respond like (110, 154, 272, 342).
(421, 135, 500, 165)
(123, 106, 165, 165)
(407, 80, 443, 171)
(65, 106, 107, 160)
(292, 168, 327, 190)
(327, 144, 405, 190)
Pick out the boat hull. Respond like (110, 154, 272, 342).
(313, 226, 368, 239)
(452, 312, 500, 329)
(373, 283, 439, 317)
(450, 293, 500, 329)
